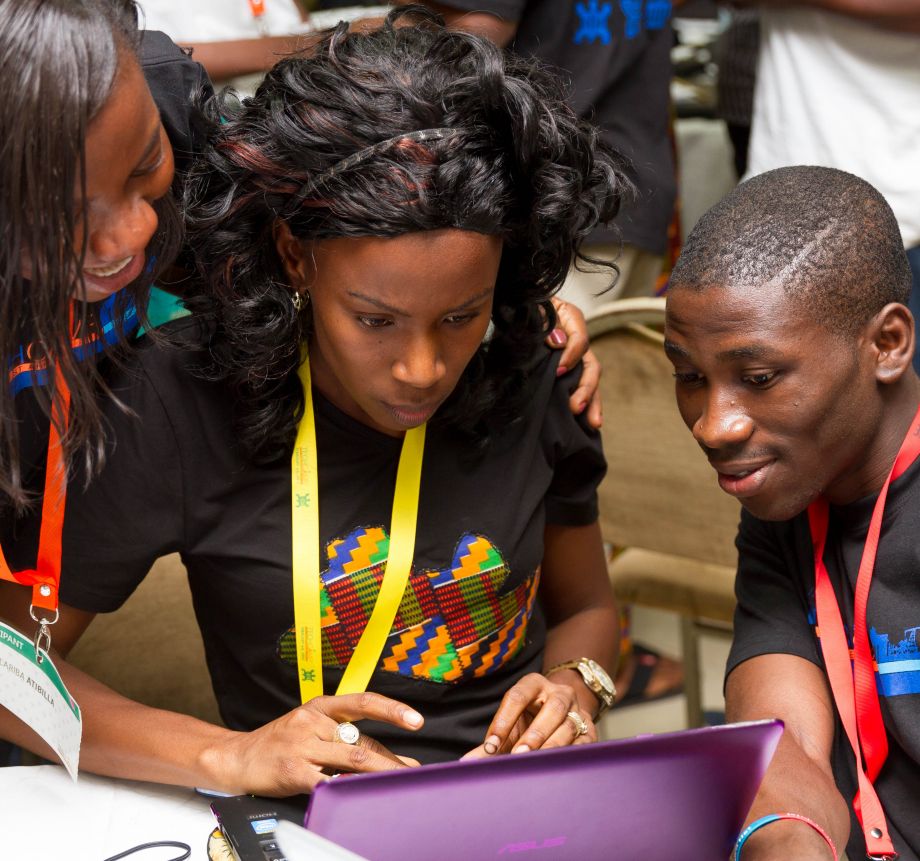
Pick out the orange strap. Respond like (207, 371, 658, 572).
(0, 361, 70, 614)
(806, 404, 920, 860)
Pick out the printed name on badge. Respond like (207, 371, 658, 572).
(0, 620, 81, 780)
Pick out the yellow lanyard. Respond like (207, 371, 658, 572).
(291, 356, 426, 703)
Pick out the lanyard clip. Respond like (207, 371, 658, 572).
(29, 605, 59, 664)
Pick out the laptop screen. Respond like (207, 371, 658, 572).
(301, 719, 782, 861)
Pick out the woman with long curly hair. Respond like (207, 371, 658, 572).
(2, 8, 625, 795)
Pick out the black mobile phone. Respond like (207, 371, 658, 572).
(210, 793, 310, 861)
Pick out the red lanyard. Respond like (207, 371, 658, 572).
(0, 363, 70, 622)
(806, 404, 920, 860)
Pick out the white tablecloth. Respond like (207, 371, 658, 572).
(0, 765, 217, 860)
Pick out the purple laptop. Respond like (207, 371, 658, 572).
(303, 719, 783, 861)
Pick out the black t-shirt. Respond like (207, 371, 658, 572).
(439, 0, 675, 254)
(58, 318, 606, 763)
(728, 460, 920, 861)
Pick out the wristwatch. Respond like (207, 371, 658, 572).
(546, 657, 616, 718)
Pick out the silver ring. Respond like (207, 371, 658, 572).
(333, 721, 361, 745)
(566, 710, 588, 737)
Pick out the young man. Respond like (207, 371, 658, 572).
(664, 166, 919, 860)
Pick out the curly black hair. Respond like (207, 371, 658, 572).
(184, 6, 627, 462)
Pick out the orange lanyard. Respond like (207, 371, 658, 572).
(0, 361, 70, 657)
(806, 404, 920, 860)
(247, 0, 268, 35)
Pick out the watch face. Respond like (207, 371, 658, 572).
(585, 659, 615, 695)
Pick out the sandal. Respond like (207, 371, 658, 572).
(615, 643, 684, 708)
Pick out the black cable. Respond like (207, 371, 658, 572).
(102, 840, 191, 861)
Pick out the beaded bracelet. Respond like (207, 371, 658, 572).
(734, 813, 837, 860)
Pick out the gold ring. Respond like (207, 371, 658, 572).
(566, 710, 588, 737)
(333, 721, 361, 745)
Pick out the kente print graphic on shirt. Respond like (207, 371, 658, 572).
(277, 527, 540, 684)
(808, 595, 920, 697)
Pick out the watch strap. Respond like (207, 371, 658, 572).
(546, 658, 615, 717)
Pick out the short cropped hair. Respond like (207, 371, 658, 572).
(669, 166, 912, 335)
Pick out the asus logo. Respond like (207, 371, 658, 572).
(497, 837, 567, 854)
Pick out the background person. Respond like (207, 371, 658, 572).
(664, 166, 919, 860)
(136, 0, 390, 86)
(732, 0, 920, 371)
(402, 0, 677, 307)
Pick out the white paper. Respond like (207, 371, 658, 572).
(0, 620, 81, 779)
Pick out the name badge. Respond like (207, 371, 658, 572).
(0, 620, 81, 779)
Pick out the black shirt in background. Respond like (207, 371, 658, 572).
(439, 0, 676, 254)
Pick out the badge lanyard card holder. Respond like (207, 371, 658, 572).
(0, 361, 82, 779)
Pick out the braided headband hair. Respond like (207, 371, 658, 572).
(283, 127, 462, 216)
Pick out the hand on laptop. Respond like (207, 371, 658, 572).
(461, 672, 597, 760)
(208, 692, 423, 796)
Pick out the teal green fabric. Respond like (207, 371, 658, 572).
(139, 287, 189, 336)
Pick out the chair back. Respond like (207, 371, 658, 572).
(588, 298, 741, 569)
(67, 554, 222, 724)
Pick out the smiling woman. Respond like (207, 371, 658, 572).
(74, 58, 175, 302)
(0, 0, 180, 510)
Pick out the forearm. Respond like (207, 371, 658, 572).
(543, 604, 619, 717)
(182, 34, 322, 82)
(540, 521, 619, 717)
(726, 661, 851, 860)
(817, 0, 920, 30)
(2, 661, 234, 791)
(732, 734, 850, 859)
